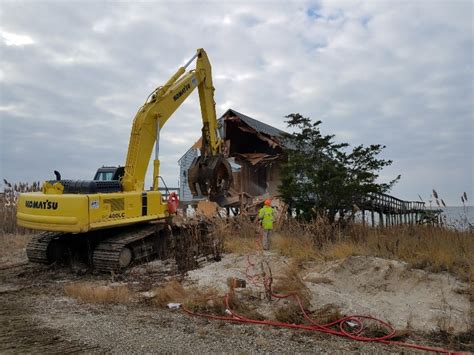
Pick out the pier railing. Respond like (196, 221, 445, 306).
(361, 193, 426, 213)
(358, 192, 442, 227)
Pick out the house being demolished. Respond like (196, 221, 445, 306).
(178, 109, 287, 208)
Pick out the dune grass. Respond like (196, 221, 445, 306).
(322, 224, 473, 281)
(217, 216, 473, 281)
(1, 181, 41, 235)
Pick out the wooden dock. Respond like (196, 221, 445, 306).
(358, 193, 443, 227)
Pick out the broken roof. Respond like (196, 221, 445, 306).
(235, 153, 280, 166)
(178, 109, 290, 163)
(222, 109, 286, 138)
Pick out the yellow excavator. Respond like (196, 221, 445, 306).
(16, 48, 233, 272)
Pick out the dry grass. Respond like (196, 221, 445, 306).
(274, 303, 307, 324)
(152, 281, 189, 307)
(219, 216, 322, 263)
(227, 292, 266, 320)
(223, 235, 255, 255)
(1, 181, 41, 235)
(212, 216, 259, 254)
(182, 287, 227, 315)
(219, 215, 472, 281)
(273, 233, 320, 264)
(271, 262, 313, 323)
(151, 280, 265, 319)
(279, 217, 339, 248)
(179, 287, 264, 319)
(64, 282, 134, 304)
(310, 304, 343, 325)
(363, 323, 392, 338)
(323, 240, 363, 260)
(265, 223, 468, 283)
(429, 330, 474, 352)
(152, 280, 226, 314)
(0, 233, 31, 257)
(273, 262, 311, 306)
(322, 225, 473, 281)
(225, 217, 335, 264)
(272, 265, 342, 324)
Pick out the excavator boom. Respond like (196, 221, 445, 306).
(122, 48, 232, 200)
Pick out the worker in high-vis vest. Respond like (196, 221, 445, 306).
(258, 199, 274, 250)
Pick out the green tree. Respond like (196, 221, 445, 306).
(279, 113, 400, 223)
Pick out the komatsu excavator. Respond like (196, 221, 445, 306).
(16, 49, 233, 272)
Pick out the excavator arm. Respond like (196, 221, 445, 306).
(121, 49, 232, 202)
(16, 48, 234, 272)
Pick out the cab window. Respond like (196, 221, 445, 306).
(96, 172, 114, 181)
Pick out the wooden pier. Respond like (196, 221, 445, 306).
(358, 193, 443, 227)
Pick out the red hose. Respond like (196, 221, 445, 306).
(181, 251, 458, 354)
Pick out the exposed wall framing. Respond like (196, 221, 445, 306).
(178, 109, 287, 205)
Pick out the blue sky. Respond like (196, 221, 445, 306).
(0, 0, 472, 205)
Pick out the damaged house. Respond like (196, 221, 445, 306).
(178, 109, 287, 205)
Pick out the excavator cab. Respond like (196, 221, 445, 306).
(93, 166, 125, 181)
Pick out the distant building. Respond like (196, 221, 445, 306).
(178, 141, 202, 203)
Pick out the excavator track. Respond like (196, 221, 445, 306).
(92, 224, 162, 273)
(26, 232, 64, 264)
(26, 224, 167, 273)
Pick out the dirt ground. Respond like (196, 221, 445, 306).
(0, 235, 472, 353)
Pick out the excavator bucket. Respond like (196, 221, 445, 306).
(187, 155, 233, 206)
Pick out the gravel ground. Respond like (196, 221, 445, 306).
(8, 289, 407, 354)
(0, 254, 470, 353)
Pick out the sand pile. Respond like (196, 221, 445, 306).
(186, 254, 471, 333)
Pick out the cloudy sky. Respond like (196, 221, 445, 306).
(0, 0, 472, 206)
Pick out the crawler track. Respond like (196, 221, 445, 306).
(25, 224, 167, 273)
(26, 232, 63, 264)
(93, 224, 161, 272)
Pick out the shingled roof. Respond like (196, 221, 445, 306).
(222, 109, 287, 138)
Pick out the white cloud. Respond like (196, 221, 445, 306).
(0, 30, 34, 46)
(0, 0, 472, 205)
(0, 104, 17, 112)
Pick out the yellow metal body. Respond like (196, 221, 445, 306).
(17, 191, 168, 233)
(17, 48, 222, 233)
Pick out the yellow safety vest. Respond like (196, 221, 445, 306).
(258, 205, 274, 230)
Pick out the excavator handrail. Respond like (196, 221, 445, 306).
(144, 53, 199, 106)
(157, 175, 170, 198)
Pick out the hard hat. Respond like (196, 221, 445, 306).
(264, 199, 271, 206)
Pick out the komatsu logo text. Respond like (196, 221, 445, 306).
(173, 83, 191, 101)
(25, 200, 58, 210)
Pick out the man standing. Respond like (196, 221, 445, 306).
(258, 199, 274, 250)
